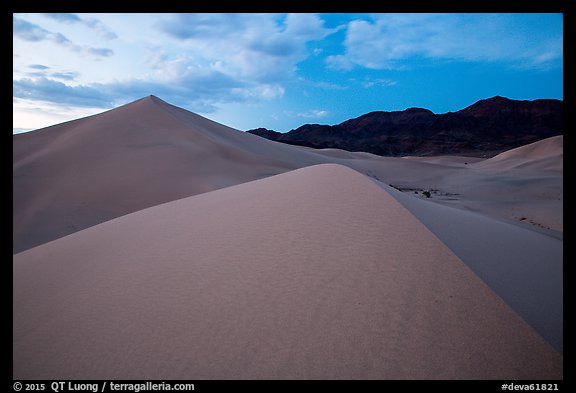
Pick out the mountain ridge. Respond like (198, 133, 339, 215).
(246, 96, 563, 157)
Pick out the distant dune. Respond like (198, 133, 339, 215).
(471, 135, 563, 172)
(13, 96, 563, 379)
(13, 164, 562, 379)
(13, 96, 325, 254)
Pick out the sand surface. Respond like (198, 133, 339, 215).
(14, 97, 563, 253)
(13, 164, 562, 379)
(13, 96, 325, 254)
(384, 184, 563, 353)
(13, 97, 563, 379)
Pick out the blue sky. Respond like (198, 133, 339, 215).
(13, 13, 563, 134)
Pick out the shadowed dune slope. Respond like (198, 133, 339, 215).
(383, 184, 563, 353)
(13, 164, 561, 380)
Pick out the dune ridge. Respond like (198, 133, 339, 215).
(13, 164, 562, 380)
(13, 96, 326, 254)
(14, 97, 563, 379)
(384, 184, 563, 353)
(471, 135, 563, 172)
(14, 98, 563, 253)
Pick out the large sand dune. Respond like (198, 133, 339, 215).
(13, 97, 563, 379)
(13, 96, 326, 254)
(14, 97, 563, 253)
(13, 164, 562, 379)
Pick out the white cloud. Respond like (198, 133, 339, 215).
(25, 65, 79, 81)
(113, 13, 336, 107)
(327, 13, 562, 70)
(298, 78, 348, 90)
(13, 97, 104, 132)
(297, 109, 330, 118)
(362, 78, 397, 88)
(42, 13, 118, 40)
(158, 13, 335, 83)
(14, 13, 332, 119)
(13, 16, 114, 59)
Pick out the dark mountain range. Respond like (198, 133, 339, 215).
(246, 96, 562, 157)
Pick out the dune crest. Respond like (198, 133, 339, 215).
(13, 96, 326, 254)
(471, 135, 563, 172)
(13, 97, 563, 253)
(13, 164, 562, 379)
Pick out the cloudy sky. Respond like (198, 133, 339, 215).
(13, 13, 563, 134)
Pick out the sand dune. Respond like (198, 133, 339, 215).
(13, 97, 563, 379)
(13, 164, 562, 379)
(471, 135, 563, 172)
(376, 140, 563, 234)
(13, 96, 327, 253)
(384, 184, 563, 353)
(401, 155, 484, 167)
(14, 96, 562, 253)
